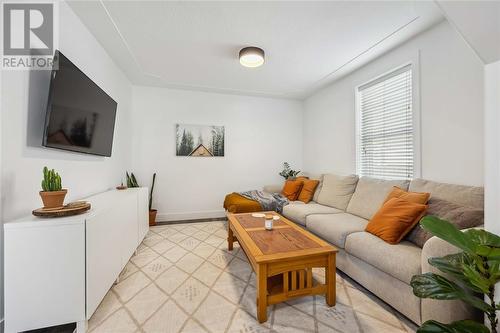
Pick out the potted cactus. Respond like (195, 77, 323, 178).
(149, 173, 157, 226)
(40, 166, 67, 209)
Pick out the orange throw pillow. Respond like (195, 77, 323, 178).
(365, 197, 427, 244)
(281, 179, 304, 201)
(384, 186, 430, 205)
(297, 179, 320, 203)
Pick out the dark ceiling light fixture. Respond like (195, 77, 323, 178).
(239, 47, 265, 68)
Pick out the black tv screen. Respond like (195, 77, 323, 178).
(43, 50, 117, 157)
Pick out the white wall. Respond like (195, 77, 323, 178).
(303, 21, 485, 186)
(131, 87, 302, 221)
(1, 2, 133, 221)
(484, 59, 500, 332)
(0, 1, 133, 322)
(437, 0, 500, 64)
(0, 47, 3, 330)
(485, 60, 500, 234)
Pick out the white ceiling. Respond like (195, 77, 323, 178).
(67, 1, 444, 99)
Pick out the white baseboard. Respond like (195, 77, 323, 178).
(156, 210, 226, 222)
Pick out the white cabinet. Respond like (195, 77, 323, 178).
(4, 188, 149, 333)
(136, 188, 149, 244)
(4, 221, 86, 333)
(85, 205, 124, 317)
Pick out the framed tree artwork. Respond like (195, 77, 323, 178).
(176, 124, 225, 157)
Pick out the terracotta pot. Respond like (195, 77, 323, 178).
(39, 189, 67, 209)
(149, 209, 157, 226)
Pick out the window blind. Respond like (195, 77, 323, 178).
(357, 65, 413, 180)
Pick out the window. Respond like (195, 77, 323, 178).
(356, 64, 414, 180)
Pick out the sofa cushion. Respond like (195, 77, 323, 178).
(297, 179, 320, 204)
(365, 197, 427, 245)
(299, 173, 323, 203)
(384, 186, 430, 205)
(281, 179, 304, 201)
(345, 232, 421, 284)
(406, 198, 484, 247)
(317, 174, 359, 210)
(282, 203, 342, 226)
(306, 213, 368, 248)
(409, 178, 483, 210)
(346, 177, 410, 220)
(288, 200, 305, 205)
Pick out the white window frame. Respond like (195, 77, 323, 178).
(355, 55, 421, 179)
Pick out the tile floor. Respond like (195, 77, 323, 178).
(88, 220, 418, 333)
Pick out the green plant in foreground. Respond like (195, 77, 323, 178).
(41, 166, 62, 191)
(126, 172, 139, 188)
(411, 216, 500, 333)
(149, 173, 156, 211)
(279, 162, 300, 180)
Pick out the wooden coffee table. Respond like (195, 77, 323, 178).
(227, 211, 338, 323)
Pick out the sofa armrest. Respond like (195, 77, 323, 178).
(263, 184, 282, 193)
(421, 226, 484, 269)
(420, 235, 482, 324)
(421, 235, 460, 272)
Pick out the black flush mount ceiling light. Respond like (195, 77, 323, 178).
(239, 47, 265, 68)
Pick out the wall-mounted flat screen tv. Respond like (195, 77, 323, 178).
(43, 50, 117, 157)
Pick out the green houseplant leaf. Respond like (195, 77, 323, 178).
(149, 173, 156, 211)
(413, 216, 500, 333)
(420, 216, 476, 253)
(410, 273, 493, 313)
(279, 162, 300, 180)
(487, 258, 500, 282)
(464, 228, 500, 249)
(461, 264, 491, 294)
(417, 320, 490, 333)
(131, 173, 139, 187)
(428, 253, 485, 293)
(125, 171, 140, 188)
(126, 172, 132, 187)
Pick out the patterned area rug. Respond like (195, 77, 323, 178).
(88, 220, 418, 333)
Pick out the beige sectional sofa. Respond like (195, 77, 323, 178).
(264, 174, 484, 325)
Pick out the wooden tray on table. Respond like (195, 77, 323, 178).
(32, 201, 91, 218)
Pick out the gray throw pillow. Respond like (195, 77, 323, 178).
(406, 197, 484, 248)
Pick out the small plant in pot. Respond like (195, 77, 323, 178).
(126, 171, 139, 188)
(40, 166, 67, 209)
(149, 173, 157, 226)
(279, 162, 300, 180)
